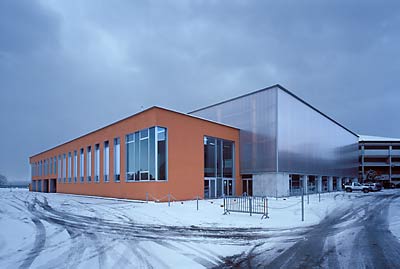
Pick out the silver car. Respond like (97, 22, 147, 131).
(363, 182, 382, 192)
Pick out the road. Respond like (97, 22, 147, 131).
(217, 191, 400, 268)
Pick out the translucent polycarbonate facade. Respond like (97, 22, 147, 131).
(191, 87, 278, 174)
(277, 90, 358, 177)
(191, 85, 359, 177)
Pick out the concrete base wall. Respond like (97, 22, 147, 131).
(253, 172, 289, 197)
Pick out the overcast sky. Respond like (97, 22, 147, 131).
(1, 0, 400, 181)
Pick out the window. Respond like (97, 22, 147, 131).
(54, 156, 57, 175)
(204, 136, 235, 198)
(126, 134, 135, 181)
(63, 154, 66, 183)
(104, 141, 109, 182)
(50, 158, 53, 175)
(157, 127, 167, 180)
(58, 155, 61, 182)
(125, 126, 167, 182)
(95, 144, 100, 182)
(80, 148, 84, 182)
(68, 152, 72, 183)
(114, 138, 120, 182)
(204, 137, 216, 177)
(74, 150, 77, 183)
(87, 146, 92, 182)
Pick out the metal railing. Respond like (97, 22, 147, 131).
(223, 196, 268, 219)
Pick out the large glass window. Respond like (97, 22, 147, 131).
(204, 137, 216, 177)
(80, 148, 84, 182)
(125, 126, 167, 182)
(95, 144, 100, 182)
(74, 150, 77, 183)
(114, 138, 120, 182)
(204, 136, 235, 198)
(87, 146, 92, 182)
(68, 152, 72, 182)
(157, 127, 167, 180)
(104, 141, 109, 182)
(126, 134, 135, 181)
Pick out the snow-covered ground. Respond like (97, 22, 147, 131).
(388, 193, 400, 240)
(0, 188, 398, 268)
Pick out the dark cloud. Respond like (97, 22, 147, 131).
(1, 0, 400, 181)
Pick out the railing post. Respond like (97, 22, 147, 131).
(168, 194, 170, 207)
(301, 187, 304, 221)
(249, 197, 252, 216)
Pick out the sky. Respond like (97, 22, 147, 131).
(1, 0, 400, 181)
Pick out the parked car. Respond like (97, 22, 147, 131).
(363, 182, 382, 192)
(344, 182, 369, 193)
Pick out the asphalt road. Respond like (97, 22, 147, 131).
(217, 191, 400, 268)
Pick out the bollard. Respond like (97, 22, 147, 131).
(301, 188, 304, 221)
(307, 192, 309, 205)
(146, 192, 149, 203)
(197, 196, 199, 211)
(319, 191, 321, 202)
(168, 194, 171, 207)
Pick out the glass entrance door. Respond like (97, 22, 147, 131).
(223, 179, 233, 196)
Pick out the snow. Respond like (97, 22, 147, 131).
(0, 189, 387, 268)
(388, 195, 400, 240)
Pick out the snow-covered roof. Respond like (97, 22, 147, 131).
(358, 135, 400, 142)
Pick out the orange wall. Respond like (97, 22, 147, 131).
(30, 107, 240, 201)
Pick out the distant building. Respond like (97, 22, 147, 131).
(359, 135, 400, 187)
(30, 84, 361, 200)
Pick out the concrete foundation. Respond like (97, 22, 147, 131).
(253, 172, 290, 197)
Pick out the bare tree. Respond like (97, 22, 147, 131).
(0, 174, 7, 185)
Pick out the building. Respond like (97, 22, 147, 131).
(359, 135, 400, 188)
(30, 107, 240, 201)
(190, 85, 359, 196)
(30, 84, 359, 200)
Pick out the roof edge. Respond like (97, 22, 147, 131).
(30, 106, 238, 159)
(189, 83, 358, 137)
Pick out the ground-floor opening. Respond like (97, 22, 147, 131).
(242, 174, 253, 196)
(50, 179, 57, 193)
(204, 178, 234, 199)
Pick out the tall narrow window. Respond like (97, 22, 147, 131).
(95, 144, 100, 182)
(104, 141, 109, 182)
(54, 156, 57, 175)
(140, 129, 149, 180)
(63, 154, 66, 183)
(74, 150, 77, 183)
(114, 138, 120, 182)
(87, 146, 92, 182)
(126, 134, 135, 181)
(157, 127, 167, 180)
(80, 148, 84, 182)
(50, 158, 53, 175)
(58, 156, 61, 182)
(68, 152, 72, 183)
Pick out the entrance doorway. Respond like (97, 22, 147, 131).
(43, 179, 49, 193)
(223, 179, 233, 196)
(50, 179, 57, 193)
(242, 179, 253, 196)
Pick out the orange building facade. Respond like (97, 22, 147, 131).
(30, 107, 240, 201)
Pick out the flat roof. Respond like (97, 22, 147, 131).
(190, 84, 358, 137)
(30, 106, 238, 159)
(358, 135, 400, 142)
